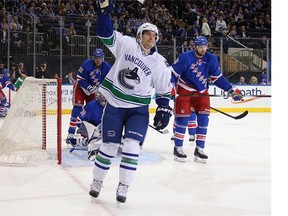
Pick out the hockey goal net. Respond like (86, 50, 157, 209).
(0, 77, 62, 165)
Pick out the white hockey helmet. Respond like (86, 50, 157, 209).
(137, 22, 159, 43)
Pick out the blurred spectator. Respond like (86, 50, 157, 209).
(0, 23, 8, 42)
(68, 23, 77, 38)
(229, 29, 238, 40)
(63, 71, 76, 84)
(181, 40, 190, 53)
(237, 76, 246, 85)
(17, 63, 29, 77)
(35, 63, 53, 78)
(9, 63, 20, 84)
(249, 17, 260, 29)
(260, 72, 267, 85)
(208, 15, 216, 33)
(76, 3, 86, 17)
(201, 17, 211, 37)
(188, 39, 195, 50)
(65, 0, 77, 15)
(86, 4, 96, 18)
(175, 25, 188, 40)
(125, 20, 134, 36)
(184, 8, 197, 26)
(258, 35, 268, 49)
(10, 23, 25, 53)
(54, 23, 69, 54)
(9, 15, 22, 31)
(249, 76, 258, 85)
(215, 15, 227, 36)
(158, 35, 169, 45)
(221, 30, 229, 54)
(0, 16, 8, 29)
(57, 2, 67, 16)
(238, 26, 249, 38)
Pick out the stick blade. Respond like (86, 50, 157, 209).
(149, 125, 169, 134)
(235, 110, 248, 120)
(160, 129, 169, 134)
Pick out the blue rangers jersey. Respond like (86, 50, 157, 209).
(77, 58, 111, 92)
(0, 73, 15, 91)
(96, 14, 172, 108)
(172, 50, 232, 92)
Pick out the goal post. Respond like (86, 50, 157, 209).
(0, 77, 62, 165)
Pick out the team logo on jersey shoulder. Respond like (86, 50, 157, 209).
(78, 66, 84, 73)
(118, 67, 140, 89)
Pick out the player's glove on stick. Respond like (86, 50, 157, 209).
(153, 106, 173, 130)
(227, 86, 244, 101)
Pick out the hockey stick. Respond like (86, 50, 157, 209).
(210, 107, 248, 120)
(149, 125, 169, 134)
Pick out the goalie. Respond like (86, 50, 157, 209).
(66, 48, 112, 145)
(0, 67, 16, 117)
(72, 91, 124, 161)
(74, 95, 106, 161)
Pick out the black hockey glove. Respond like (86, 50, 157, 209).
(95, 0, 114, 15)
(153, 106, 173, 130)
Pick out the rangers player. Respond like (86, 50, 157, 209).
(0, 67, 15, 117)
(172, 36, 243, 163)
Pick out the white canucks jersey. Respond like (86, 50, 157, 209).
(98, 31, 172, 108)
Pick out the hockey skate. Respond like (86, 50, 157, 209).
(65, 133, 77, 146)
(0, 107, 8, 117)
(173, 147, 187, 162)
(89, 179, 103, 198)
(87, 137, 101, 161)
(194, 147, 208, 163)
(87, 148, 99, 161)
(0, 111, 7, 117)
(116, 183, 129, 203)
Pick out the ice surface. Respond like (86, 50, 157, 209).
(0, 113, 271, 216)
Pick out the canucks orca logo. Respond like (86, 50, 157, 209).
(118, 67, 140, 89)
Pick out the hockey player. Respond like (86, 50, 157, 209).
(89, 0, 173, 204)
(172, 36, 243, 163)
(66, 48, 111, 146)
(0, 68, 15, 117)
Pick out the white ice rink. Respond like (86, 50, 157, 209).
(0, 112, 272, 216)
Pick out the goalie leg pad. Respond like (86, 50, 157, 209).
(77, 121, 101, 141)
